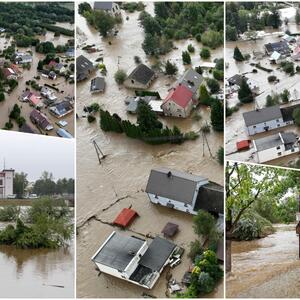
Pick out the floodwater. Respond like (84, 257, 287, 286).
(225, 6, 300, 167)
(226, 224, 300, 298)
(0, 226, 74, 298)
(76, 2, 224, 298)
(0, 22, 75, 137)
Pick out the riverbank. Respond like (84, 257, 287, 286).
(226, 224, 300, 298)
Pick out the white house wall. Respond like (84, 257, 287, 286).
(246, 118, 290, 135)
(161, 100, 193, 118)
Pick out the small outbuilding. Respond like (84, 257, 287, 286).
(161, 222, 179, 238)
(113, 208, 138, 228)
(124, 64, 156, 89)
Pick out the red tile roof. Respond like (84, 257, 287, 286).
(164, 85, 193, 108)
(236, 140, 251, 151)
(113, 208, 138, 228)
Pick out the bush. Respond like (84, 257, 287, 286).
(188, 240, 203, 261)
(0, 205, 20, 222)
(268, 75, 277, 82)
(201, 30, 223, 49)
(266, 94, 280, 107)
(134, 56, 141, 64)
(114, 69, 127, 84)
(293, 107, 300, 126)
(217, 147, 224, 165)
(165, 60, 178, 75)
(182, 51, 191, 65)
(213, 69, 223, 81)
(87, 115, 96, 123)
(200, 47, 211, 59)
(188, 44, 195, 53)
(206, 78, 220, 93)
(0, 92, 5, 102)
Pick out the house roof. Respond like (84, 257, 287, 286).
(163, 85, 193, 109)
(94, 2, 114, 10)
(265, 41, 290, 55)
(76, 55, 94, 78)
(195, 182, 224, 214)
(281, 132, 298, 144)
(280, 103, 300, 122)
(29, 94, 40, 106)
(243, 105, 282, 126)
(127, 64, 155, 85)
(270, 51, 281, 60)
(253, 132, 284, 151)
(30, 109, 51, 130)
(138, 237, 176, 271)
(50, 101, 73, 116)
(176, 69, 203, 94)
(228, 74, 248, 87)
(90, 77, 105, 92)
(92, 231, 145, 271)
(145, 168, 207, 206)
(113, 208, 138, 228)
(19, 123, 36, 134)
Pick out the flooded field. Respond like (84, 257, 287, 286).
(76, 2, 223, 298)
(0, 22, 74, 138)
(0, 220, 74, 298)
(226, 224, 300, 298)
(225, 6, 300, 167)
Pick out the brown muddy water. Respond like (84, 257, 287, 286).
(0, 229, 74, 298)
(76, 2, 224, 298)
(225, 6, 300, 167)
(0, 22, 75, 137)
(226, 224, 300, 298)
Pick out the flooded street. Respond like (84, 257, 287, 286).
(0, 235, 74, 298)
(226, 224, 300, 298)
(76, 2, 223, 298)
(225, 6, 300, 167)
(0, 22, 74, 137)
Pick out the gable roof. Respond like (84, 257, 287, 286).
(127, 64, 155, 85)
(280, 103, 300, 122)
(243, 105, 282, 126)
(265, 41, 290, 55)
(92, 231, 145, 271)
(228, 74, 248, 86)
(145, 168, 208, 206)
(281, 132, 298, 144)
(76, 55, 94, 79)
(163, 85, 193, 108)
(177, 69, 203, 94)
(94, 2, 114, 10)
(90, 77, 105, 92)
(30, 109, 52, 130)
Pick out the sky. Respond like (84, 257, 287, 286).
(0, 130, 74, 181)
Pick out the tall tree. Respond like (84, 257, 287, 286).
(13, 172, 28, 198)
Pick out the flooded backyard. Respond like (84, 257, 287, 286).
(225, 6, 300, 167)
(0, 21, 74, 138)
(76, 2, 223, 298)
(226, 224, 300, 298)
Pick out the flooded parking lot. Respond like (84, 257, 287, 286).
(76, 2, 223, 298)
(226, 224, 300, 298)
(225, 6, 300, 167)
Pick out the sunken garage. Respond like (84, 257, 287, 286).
(91, 231, 181, 289)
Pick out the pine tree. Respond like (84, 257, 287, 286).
(233, 46, 244, 61)
(199, 84, 212, 105)
(182, 51, 191, 65)
(211, 100, 224, 132)
(238, 78, 254, 103)
(165, 60, 178, 75)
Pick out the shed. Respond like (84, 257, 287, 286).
(161, 222, 179, 238)
(113, 208, 138, 228)
(236, 140, 251, 151)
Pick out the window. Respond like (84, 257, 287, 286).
(277, 152, 282, 156)
(184, 203, 188, 207)
(276, 146, 281, 150)
(277, 124, 280, 127)
(131, 79, 134, 84)
(253, 125, 256, 128)
(291, 148, 295, 152)
(276, 119, 279, 122)
(0, 179, 2, 185)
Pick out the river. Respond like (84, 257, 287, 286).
(226, 224, 300, 298)
(76, 2, 224, 298)
(225, 6, 300, 167)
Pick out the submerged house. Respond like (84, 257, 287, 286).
(264, 41, 290, 56)
(243, 104, 300, 136)
(253, 131, 300, 163)
(145, 168, 224, 215)
(91, 231, 177, 289)
(30, 109, 53, 131)
(76, 55, 94, 82)
(125, 96, 163, 114)
(124, 64, 156, 89)
(49, 100, 73, 118)
(0, 169, 14, 199)
(227, 74, 259, 93)
(90, 77, 105, 93)
(93, 2, 121, 16)
(15, 52, 33, 64)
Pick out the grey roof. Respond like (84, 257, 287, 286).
(139, 237, 176, 271)
(126, 96, 155, 113)
(243, 105, 282, 127)
(90, 77, 105, 92)
(253, 133, 283, 151)
(177, 69, 203, 94)
(265, 41, 290, 55)
(127, 64, 155, 85)
(281, 132, 297, 144)
(92, 232, 145, 271)
(280, 103, 300, 122)
(76, 55, 94, 80)
(145, 168, 207, 206)
(94, 2, 113, 10)
(228, 74, 248, 87)
(195, 182, 224, 214)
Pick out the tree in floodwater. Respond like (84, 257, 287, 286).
(225, 162, 296, 272)
(13, 172, 28, 198)
(233, 46, 244, 61)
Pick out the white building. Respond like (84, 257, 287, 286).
(91, 231, 177, 289)
(253, 132, 300, 163)
(93, 2, 121, 16)
(0, 169, 14, 198)
(145, 168, 224, 215)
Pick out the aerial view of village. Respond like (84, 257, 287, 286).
(0, 130, 75, 297)
(0, 2, 75, 138)
(76, 1, 224, 298)
(225, 2, 300, 168)
(226, 161, 300, 298)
